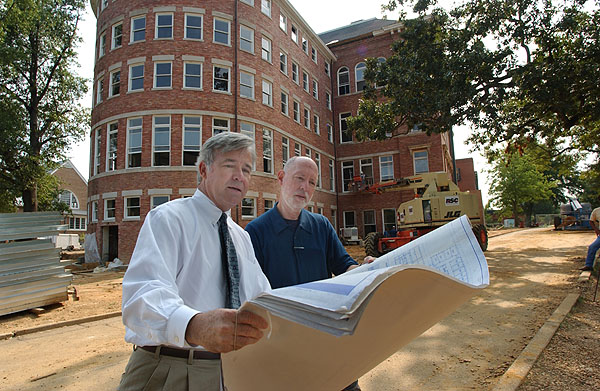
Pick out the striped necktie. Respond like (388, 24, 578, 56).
(217, 213, 241, 309)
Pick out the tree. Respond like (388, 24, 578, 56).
(0, 0, 89, 212)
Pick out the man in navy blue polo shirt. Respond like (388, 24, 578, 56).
(246, 156, 371, 390)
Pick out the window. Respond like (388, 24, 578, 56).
(281, 136, 289, 167)
(104, 199, 116, 220)
(91, 200, 98, 222)
(242, 198, 256, 219)
(291, 25, 298, 43)
(302, 37, 308, 54)
(155, 13, 173, 39)
(109, 70, 120, 97)
(96, 78, 104, 104)
(342, 161, 354, 192)
(313, 114, 319, 134)
(315, 152, 321, 188)
(240, 71, 254, 99)
(127, 118, 142, 168)
(325, 62, 331, 77)
(112, 23, 122, 49)
(325, 91, 331, 110)
(131, 16, 146, 42)
(262, 129, 272, 174)
(98, 32, 106, 58)
(153, 116, 170, 166)
(312, 80, 318, 99)
(291, 62, 299, 84)
(355, 62, 366, 91)
(303, 107, 310, 129)
(129, 63, 144, 91)
(240, 122, 256, 170)
(302, 71, 309, 92)
(338, 67, 350, 95)
(125, 197, 141, 219)
(154, 62, 172, 88)
(329, 159, 335, 191)
(340, 112, 353, 143)
(375, 57, 386, 87)
(293, 100, 300, 123)
(240, 0, 254, 5)
(184, 62, 202, 89)
(94, 129, 101, 175)
(152, 196, 169, 209)
(212, 118, 229, 135)
(360, 158, 374, 186)
(214, 18, 230, 45)
(261, 37, 272, 62)
(185, 13, 203, 40)
(183, 116, 201, 166)
(262, 79, 272, 106)
(383, 209, 396, 232)
(101, 0, 108, 11)
(294, 143, 300, 156)
(240, 25, 254, 53)
(106, 122, 118, 171)
(305, 147, 311, 158)
(327, 123, 333, 143)
(414, 150, 429, 174)
(68, 216, 86, 231)
(261, 0, 271, 17)
(380, 155, 394, 180)
(280, 90, 288, 115)
(264, 199, 274, 212)
(279, 14, 287, 31)
(343, 211, 356, 228)
(280, 51, 287, 74)
(59, 190, 79, 209)
(311, 47, 317, 63)
(363, 210, 376, 235)
(213, 65, 230, 92)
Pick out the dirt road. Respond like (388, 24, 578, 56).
(0, 227, 594, 390)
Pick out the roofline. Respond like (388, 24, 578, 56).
(52, 159, 89, 186)
(325, 21, 404, 48)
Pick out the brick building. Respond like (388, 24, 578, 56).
(52, 160, 88, 235)
(87, 0, 454, 262)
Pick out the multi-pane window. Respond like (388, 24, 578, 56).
(363, 210, 376, 235)
(129, 63, 144, 91)
(312, 80, 318, 99)
(183, 116, 202, 166)
(342, 161, 354, 192)
(185, 13, 203, 40)
(338, 67, 350, 95)
(109, 70, 120, 97)
(356, 62, 367, 91)
(213, 66, 230, 92)
(282, 136, 289, 167)
(184, 62, 202, 89)
(125, 197, 141, 219)
(240, 71, 254, 99)
(325, 62, 331, 77)
(413, 150, 429, 174)
(311, 47, 317, 63)
(380, 155, 394, 180)
(383, 209, 396, 232)
(91, 201, 98, 222)
(106, 122, 118, 171)
(261, 37, 272, 62)
(294, 143, 301, 156)
(59, 190, 79, 209)
(279, 13, 287, 31)
(325, 91, 331, 110)
(344, 211, 356, 228)
(360, 158, 374, 185)
(280, 91, 288, 115)
(340, 112, 353, 143)
(242, 198, 256, 218)
(327, 123, 333, 143)
(112, 23, 122, 49)
(152, 196, 169, 209)
(153, 116, 170, 166)
(131, 16, 145, 42)
(291, 62, 299, 84)
(214, 18, 231, 45)
(313, 114, 319, 134)
(99, 33, 106, 57)
(94, 129, 101, 175)
(291, 25, 298, 43)
(101, 0, 108, 11)
(240, 0, 254, 5)
(262, 80, 272, 106)
(302, 37, 308, 54)
(303, 107, 310, 129)
(155, 13, 173, 39)
(293, 100, 300, 123)
(240, 25, 254, 53)
(127, 118, 142, 168)
(315, 152, 321, 188)
(104, 199, 116, 220)
(261, 0, 271, 17)
(212, 118, 229, 135)
(329, 159, 335, 191)
(264, 199, 274, 212)
(302, 71, 309, 92)
(280, 51, 287, 74)
(154, 62, 172, 88)
(96, 78, 104, 104)
(305, 147, 311, 158)
(240, 122, 255, 170)
(262, 129, 272, 174)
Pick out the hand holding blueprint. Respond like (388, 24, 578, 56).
(223, 215, 489, 390)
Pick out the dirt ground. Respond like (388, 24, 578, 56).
(1, 227, 599, 390)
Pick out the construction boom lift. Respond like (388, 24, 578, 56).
(354, 172, 488, 257)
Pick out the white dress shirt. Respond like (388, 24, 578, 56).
(122, 189, 271, 349)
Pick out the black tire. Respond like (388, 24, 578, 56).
(472, 224, 489, 252)
(364, 232, 383, 257)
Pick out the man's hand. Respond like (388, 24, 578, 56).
(363, 256, 376, 264)
(185, 309, 268, 353)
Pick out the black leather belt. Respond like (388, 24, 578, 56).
(140, 345, 221, 360)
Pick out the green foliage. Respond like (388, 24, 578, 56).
(0, 0, 89, 211)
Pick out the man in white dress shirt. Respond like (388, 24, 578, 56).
(119, 132, 271, 390)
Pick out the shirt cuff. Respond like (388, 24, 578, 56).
(166, 305, 200, 348)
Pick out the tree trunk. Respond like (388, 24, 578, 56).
(22, 187, 38, 212)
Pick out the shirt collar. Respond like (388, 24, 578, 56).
(271, 203, 312, 234)
(193, 189, 229, 226)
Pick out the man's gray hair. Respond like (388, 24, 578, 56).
(196, 132, 256, 183)
(283, 156, 316, 174)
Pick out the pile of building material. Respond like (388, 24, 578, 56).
(0, 212, 73, 316)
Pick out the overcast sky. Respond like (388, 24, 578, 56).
(68, 0, 489, 202)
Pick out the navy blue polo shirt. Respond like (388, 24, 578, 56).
(245, 205, 357, 289)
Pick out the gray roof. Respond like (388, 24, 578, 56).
(318, 18, 398, 45)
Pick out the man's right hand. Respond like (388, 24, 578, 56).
(185, 309, 268, 353)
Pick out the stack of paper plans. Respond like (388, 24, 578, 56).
(223, 215, 489, 390)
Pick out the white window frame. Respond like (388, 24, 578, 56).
(355, 62, 367, 92)
(302, 37, 308, 54)
(343, 210, 356, 228)
(340, 112, 353, 143)
(96, 78, 104, 104)
(262, 79, 272, 107)
(261, 36, 272, 63)
(327, 123, 333, 143)
(151, 195, 170, 209)
(311, 47, 317, 63)
(261, 0, 271, 17)
(240, 24, 254, 53)
(91, 200, 98, 222)
(154, 61, 172, 89)
(111, 22, 123, 50)
(382, 208, 397, 232)
(213, 65, 231, 93)
(413, 150, 429, 174)
(325, 91, 331, 110)
(240, 71, 255, 100)
(282, 136, 289, 167)
(338, 66, 350, 96)
(184, 13, 203, 40)
(325, 61, 331, 77)
(312, 79, 318, 100)
(279, 13, 287, 31)
(212, 117, 230, 135)
(240, 122, 255, 170)
(291, 24, 298, 44)
(128, 63, 144, 92)
(262, 128, 273, 174)
(303, 107, 310, 129)
(315, 152, 321, 188)
(183, 116, 202, 166)
(240, 0, 254, 5)
(313, 113, 320, 134)
(380, 155, 394, 181)
(342, 161, 354, 193)
(280, 51, 288, 75)
(213, 18, 231, 46)
(293, 100, 300, 123)
(291, 61, 299, 84)
(155, 13, 173, 39)
(302, 70, 309, 92)
(130, 15, 146, 43)
(124, 196, 141, 220)
(104, 198, 116, 221)
(329, 159, 335, 191)
(242, 197, 257, 219)
(294, 143, 301, 156)
(98, 32, 106, 58)
(106, 122, 118, 171)
(94, 128, 101, 175)
(280, 90, 289, 116)
(183, 61, 203, 90)
(109, 69, 120, 97)
(152, 115, 171, 166)
(360, 158, 374, 185)
(127, 117, 143, 168)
